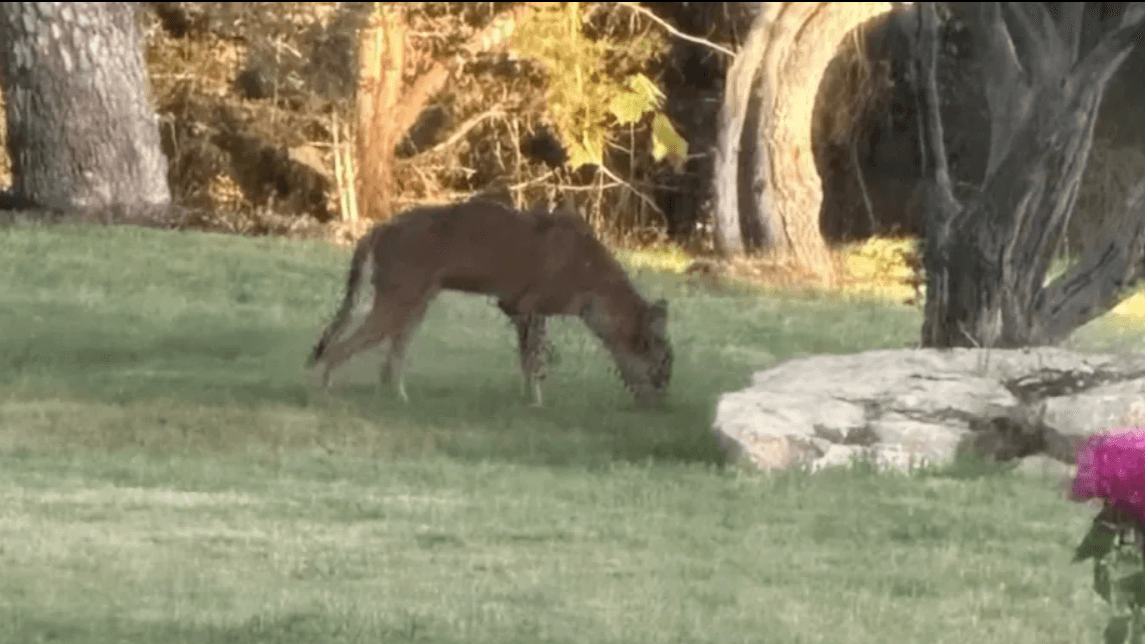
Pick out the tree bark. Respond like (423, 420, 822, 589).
(355, 2, 531, 221)
(0, 2, 170, 213)
(713, 2, 893, 282)
(916, 2, 1145, 348)
(356, 3, 405, 222)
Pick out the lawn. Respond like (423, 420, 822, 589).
(0, 223, 1138, 643)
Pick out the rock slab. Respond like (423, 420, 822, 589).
(712, 348, 1145, 473)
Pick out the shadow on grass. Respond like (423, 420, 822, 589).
(308, 372, 729, 469)
(1, 341, 729, 470)
(0, 224, 928, 471)
(1, 608, 481, 644)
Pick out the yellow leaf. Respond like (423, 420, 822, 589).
(626, 73, 664, 108)
(567, 135, 603, 170)
(651, 113, 688, 173)
(582, 131, 603, 166)
(609, 90, 648, 125)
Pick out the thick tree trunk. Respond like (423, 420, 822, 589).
(713, 2, 766, 256)
(713, 2, 892, 282)
(916, 2, 1145, 348)
(0, 2, 170, 213)
(356, 3, 405, 222)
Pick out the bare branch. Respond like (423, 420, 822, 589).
(1017, 1, 1058, 43)
(1075, 3, 1145, 81)
(507, 169, 558, 191)
(713, 3, 775, 254)
(394, 3, 532, 145)
(918, 3, 954, 203)
(980, 3, 1023, 78)
(980, 2, 1032, 179)
(1003, 2, 1059, 78)
(1038, 179, 1145, 342)
(1118, 2, 1145, 31)
(616, 2, 735, 58)
(420, 107, 505, 157)
(1058, 2, 1085, 61)
(597, 162, 667, 225)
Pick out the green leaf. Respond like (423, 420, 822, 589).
(1118, 572, 1145, 607)
(1099, 559, 1114, 603)
(1076, 521, 1119, 562)
(651, 113, 689, 173)
(1113, 547, 1145, 578)
(1106, 616, 1132, 644)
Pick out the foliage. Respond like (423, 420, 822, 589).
(1072, 430, 1145, 644)
(1075, 509, 1145, 644)
(1072, 431, 1145, 523)
(509, 2, 687, 172)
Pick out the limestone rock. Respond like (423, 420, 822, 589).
(1013, 454, 1075, 485)
(711, 347, 1145, 473)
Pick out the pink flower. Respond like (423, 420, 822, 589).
(1071, 428, 1145, 524)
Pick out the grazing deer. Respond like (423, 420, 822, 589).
(308, 200, 672, 407)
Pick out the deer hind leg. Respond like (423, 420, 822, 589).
(314, 304, 396, 391)
(379, 289, 437, 403)
(379, 348, 405, 403)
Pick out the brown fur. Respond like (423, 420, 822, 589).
(307, 199, 672, 406)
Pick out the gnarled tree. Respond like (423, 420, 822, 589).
(916, 2, 1145, 348)
(712, 2, 894, 282)
(0, 2, 170, 216)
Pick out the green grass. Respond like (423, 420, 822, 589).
(0, 223, 1136, 643)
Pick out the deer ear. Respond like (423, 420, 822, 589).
(649, 299, 668, 339)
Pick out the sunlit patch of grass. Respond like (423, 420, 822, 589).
(1107, 291, 1145, 319)
(614, 244, 694, 274)
(626, 236, 926, 307)
(836, 236, 921, 305)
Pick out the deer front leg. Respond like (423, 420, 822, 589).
(515, 313, 549, 407)
(499, 301, 550, 406)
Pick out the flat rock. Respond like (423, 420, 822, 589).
(712, 347, 1145, 473)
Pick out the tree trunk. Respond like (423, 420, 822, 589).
(0, 2, 170, 214)
(915, 2, 1145, 348)
(356, 3, 405, 222)
(713, 2, 892, 282)
(354, 2, 532, 221)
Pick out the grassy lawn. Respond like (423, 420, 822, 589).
(0, 223, 1139, 643)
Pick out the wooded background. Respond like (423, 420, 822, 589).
(1, 2, 1144, 275)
